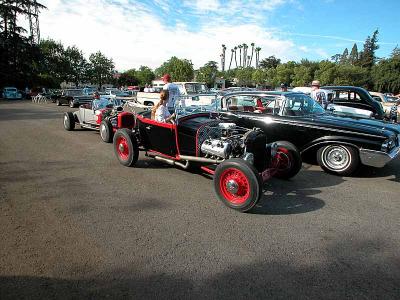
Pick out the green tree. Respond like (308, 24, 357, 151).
(0, 0, 46, 87)
(334, 64, 369, 87)
(252, 68, 267, 86)
(265, 67, 278, 87)
(64, 45, 88, 86)
(314, 60, 337, 85)
(155, 56, 194, 82)
(136, 66, 155, 86)
(292, 65, 312, 86)
(88, 51, 115, 88)
(235, 67, 254, 86)
(371, 47, 400, 93)
(340, 48, 349, 64)
(358, 29, 379, 69)
(349, 43, 359, 65)
(275, 61, 296, 86)
(259, 55, 281, 69)
(196, 61, 218, 87)
(118, 69, 139, 86)
(38, 39, 66, 86)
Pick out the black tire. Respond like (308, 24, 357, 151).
(317, 144, 359, 176)
(100, 119, 114, 143)
(56, 99, 61, 106)
(272, 141, 302, 179)
(69, 100, 75, 108)
(63, 112, 75, 131)
(113, 129, 139, 167)
(214, 158, 262, 212)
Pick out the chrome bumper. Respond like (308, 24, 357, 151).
(359, 146, 400, 168)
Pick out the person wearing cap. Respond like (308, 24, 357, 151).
(310, 80, 329, 109)
(280, 83, 288, 92)
(162, 74, 181, 111)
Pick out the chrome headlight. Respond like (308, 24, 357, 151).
(381, 137, 396, 152)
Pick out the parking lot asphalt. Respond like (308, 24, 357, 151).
(0, 99, 399, 299)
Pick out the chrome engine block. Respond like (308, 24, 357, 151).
(201, 139, 232, 159)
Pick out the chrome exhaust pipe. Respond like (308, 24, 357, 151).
(179, 155, 223, 164)
(154, 156, 190, 169)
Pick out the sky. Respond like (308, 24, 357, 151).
(37, 0, 400, 71)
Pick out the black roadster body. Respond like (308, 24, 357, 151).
(218, 91, 400, 175)
(112, 105, 302, 212)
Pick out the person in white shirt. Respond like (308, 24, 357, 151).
(161, 74, 181, 111)
(310, 80, 329, 109)
(152, 90, 175, 123)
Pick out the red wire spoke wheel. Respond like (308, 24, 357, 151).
(271, 141, 302, 180)
(113, 129, 139, 167)
(214, 159, 262, 212)
(116, 136, 129, 160)
(272, 147, 292, 171)
(219, 168, 250, 205)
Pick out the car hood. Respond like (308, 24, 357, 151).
(309, 113, 400, 137)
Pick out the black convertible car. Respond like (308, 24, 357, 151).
(218, 91, 400, 176)
(112, 102, 302, 212)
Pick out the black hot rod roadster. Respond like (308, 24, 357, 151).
(112, 104, 302, 212)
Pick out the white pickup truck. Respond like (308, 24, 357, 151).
(135, 82, 214, 106)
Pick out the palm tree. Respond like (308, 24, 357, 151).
(234, 46, 238, 68)
(255, 47, 261, 68)
(238, 45, 242, 67)
(249, 43, 255, 67)
(242, 43, 247, 67)
(228, 48, 234, 70)
(221, 44, 226, 71)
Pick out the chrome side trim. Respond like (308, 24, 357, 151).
(359, 146, 400, 168)
(270, 119, 384, 139)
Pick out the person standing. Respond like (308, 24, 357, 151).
(162, 74, 181, 111)
(310, 80, 328, 109)
(280, 83, 288, 92)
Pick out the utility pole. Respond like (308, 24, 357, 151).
(27, 0, 41, 44)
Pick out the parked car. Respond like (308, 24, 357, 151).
(218, 91, 400, 176)
(2, 87, 22, 99)
(63, 98, 135, 143)
(369, 91, 400, 122)
(111, 102, 302, 212)
(135, 82, 210, 106)
(321, 86, 385, 120)
(55, 89, 93, 107)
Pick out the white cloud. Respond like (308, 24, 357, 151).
(183, 0, 221, 12)
(38, 0, 313, 71)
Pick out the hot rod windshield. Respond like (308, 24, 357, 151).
(175, 95, 216, 119)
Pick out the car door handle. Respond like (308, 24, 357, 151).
(146, 125, 152, 130)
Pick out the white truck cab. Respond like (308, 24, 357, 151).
(136, 82, 210, 106)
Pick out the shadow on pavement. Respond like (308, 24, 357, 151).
(352, 160, 400, 182)
(0, 236, 398, 299)
(250, 170, 344, 215)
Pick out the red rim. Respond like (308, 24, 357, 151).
(116, 136, 129, 160)
(219, 168, 250, 205)
(272, 147, 292, 171)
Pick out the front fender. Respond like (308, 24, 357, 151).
(300, 135, 382, 155)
